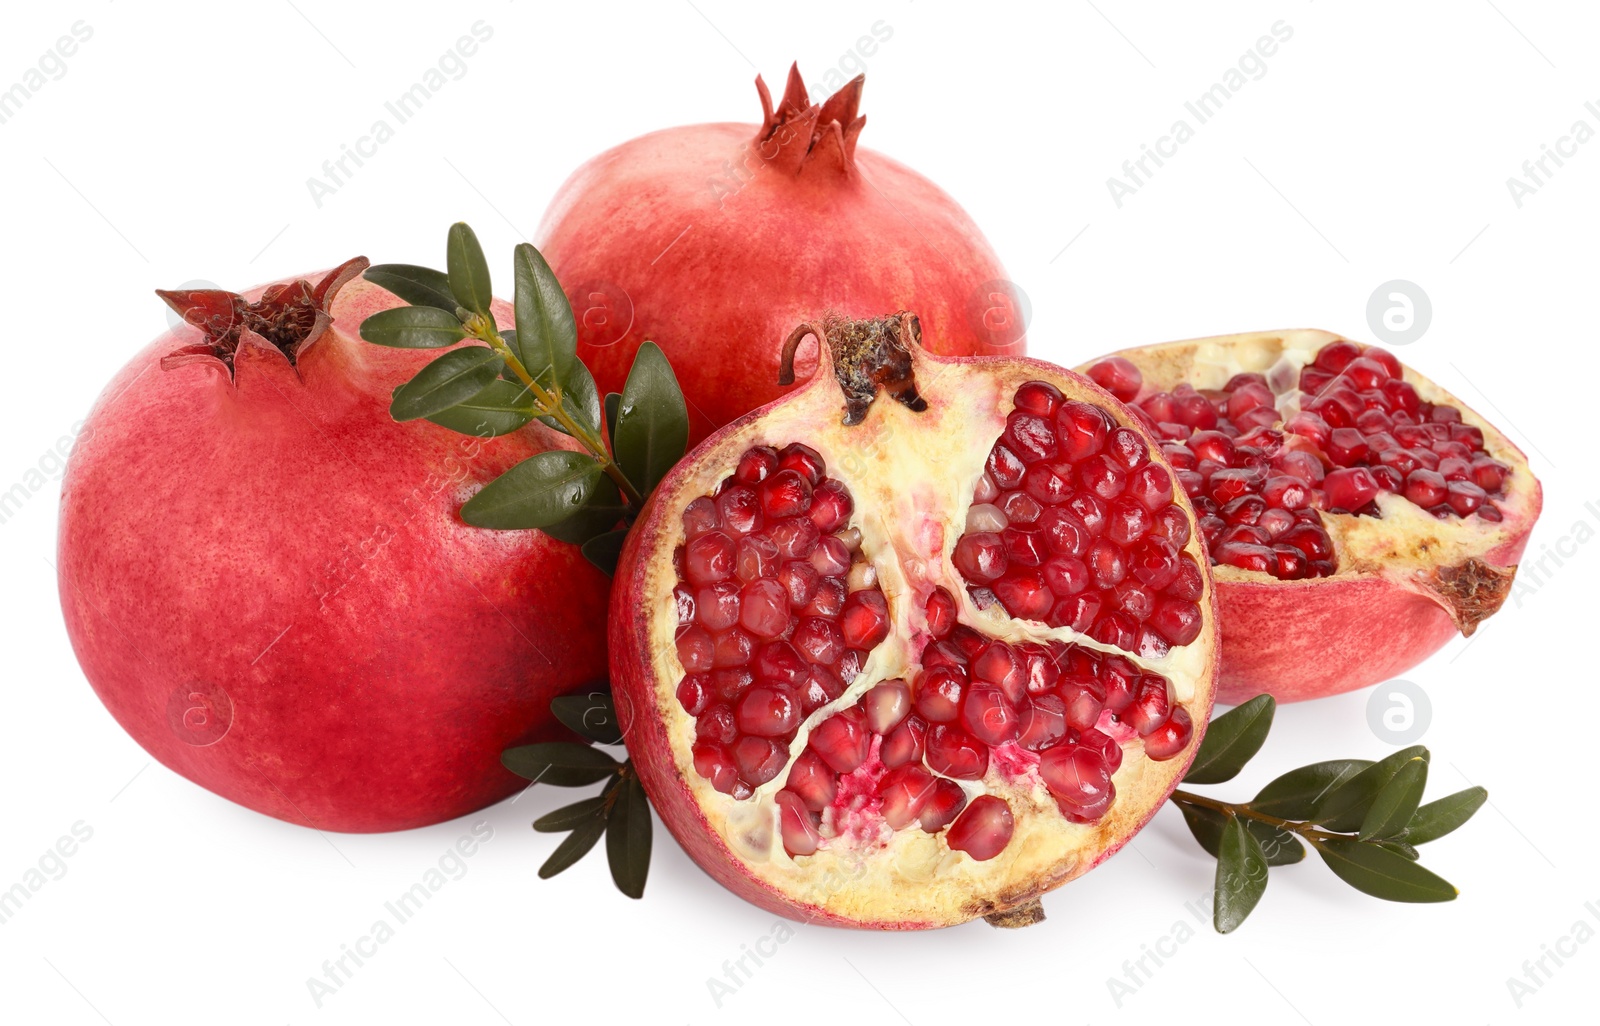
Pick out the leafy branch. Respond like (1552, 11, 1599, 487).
(359, 222, 689, 573)
(501, 685, 652, 899)
(1169, 694, 1489, 933)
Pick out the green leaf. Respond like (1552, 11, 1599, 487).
(390, 347, 504, 422)
(539, 815, 607, 879)
(539, 473, 626, 544)
(1178, 803, 1304, 866)
(461, 451, 602, 530)
(606, 773, 652, 899)
(533, 796, 606, 833)
(1214, 815, 1269, 933)
(604, 392, 622, 440)
(1374, 839, 1420, 860)
(501, 741, 620, 786)
(1312, 836, 1458, 903)
(537, 359, 603, 439)
(511, 243, 577, 390)
(360, 306, 466, 349)
(363, 263, 456, 311)
(551, 690, 622, 745)
(1249, 759, 1374, 819)
(1183, 695, 1275, 785)
(1406, 786, 1489, 845)
(1314, 746, 1430, 833)
(423, 378, 535, 437)
(1359, 757, 1429, 841)
(613, 342, 690, 498)
(582, 528, 629, 577)
(446, 222, 493, 316)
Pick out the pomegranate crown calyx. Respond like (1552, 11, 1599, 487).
(155, 256, 370, 376)
(779, 312, 927, 426)
(752, 63, 866, 178)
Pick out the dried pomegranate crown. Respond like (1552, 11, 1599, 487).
(752, 63, 866, 177)
(611, 312, 1219, 929)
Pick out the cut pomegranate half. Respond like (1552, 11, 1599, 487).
(612, 314, 1219, 929)
(1079, 330, 1541, 704)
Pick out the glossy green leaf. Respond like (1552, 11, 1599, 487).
(1315, 746, 1430, 832)
(360, 306, 466, 349)
(500, 741, 619, 786)
(539, 815, 607, 879)
(1406, 786, 1488, 845)
(537, 359, 603, 439)
(389, 347, 503, 422)
(606, 773, 652, 899)
(604, 392, 622, 441)
(551, 690, 622, 745)
(582, 528, 629, 577)
(1183, 695, 1275, 785)
(446, 222, 493, 316)
(533, 796, 606, 833)
(424, 378, 535, 437)
(1374, 839, 1420, 860)
(1178, 802, 1305, 866)
(614, 342, 689, 498)
(363, 263, 456, 311)
(1248, 759, 1374, 819)
(539, 473, 625, 544)
(512, 242, 577, 390)
(1312, 836, 1458, 902)
(1214, 816, 1269, 933)
(1359, 757, 1429, 841)
(461, 451, 601, 530)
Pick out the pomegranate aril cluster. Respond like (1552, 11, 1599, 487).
(953, 380, 1205, 658)
(1086, 341, 1511, 584)
(675, 443, 890, 801)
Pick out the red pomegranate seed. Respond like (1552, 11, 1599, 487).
(799, 665, 844, 713)
(1001, 489, 1043, 525)
(738, 578, 790, 638)
(1322, 467, 1380, 512)
(777, 560, 820, 609)
(712, 628, 754, 668)
(807, 479, 853, 533)
(1079, 727, 1123, 773)
(1447, 479, 1487, 515)
(953, 532, 1007, 583)
(692, 742, 739, 795)
(918, 778, 969, 832)
(1016, 693, 1067, 750)
(1124, 676, 1170, 735)
(924, 587, 958, 638)
(840, 589, 891, 649)
(863, 679, 911, 734)
(735, 445, 778, 485)
(770, 517, 821, 559)
(946, 795, 1014, 860)
(881, 715, 927, 767)
(971, 642, 1028, 702)
(1005, 411, 1058, 464)
(735, 684, 800, 737)
(682, 496, 721, 538)
(736, 534, 780, 581)
(785, 750, 838, 812)
(1402, 468, 1447, 507)
(1038, 745, 1111, 808)
(716, 484, 762, 535)
(697, 704, 738, 745)
(924, 723, 988, 779)
(1060, 674, 1105, 732)
(803, 576, 847, 617)
(754, 640, 808, 687)
(759, 469, 813, 520)
(807, 535, 850, 577)
(987, 444, 1027, 489)
(1112, 579, 1156, 620)
(1078, 454, 1127, 501)
(776, 442, 825, 485)
(960, 685, 1022, 745)
(775, 789, 822, 856)
(1056, 401, 1111, 460)
(1085, 357, 1143, 402)
(1089, 612, 1139, 649)
(676, 675, 711, 716)
(696, 581, 741, 631)
(1020, 462, 1073, 506)
(1143, 706, 1193, 760)
(684, 531, 737, 586)
(877, 764, 937, 829)
(914, 667, 966, 723)
(734, 735, 788, 786)
(1014, 379, 1066, 417)
(677, 624, 716, 673)
(1002, 525, 1049, 567)
(993, 569, 1053, 619)
(788, 616, 844, 666)
(809, 707, 870, 773)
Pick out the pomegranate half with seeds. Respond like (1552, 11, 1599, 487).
(611, 314, 1219, 928)
(1080, 330, 1541, 704)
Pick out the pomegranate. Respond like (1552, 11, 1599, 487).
(58, 260, 609, 832)
(610, 313, 1218, 928)
(1080, 330, 1541, 704)
(537, 64, 1022, 445)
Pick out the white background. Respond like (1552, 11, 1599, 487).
(2, 2, 1596, 1023)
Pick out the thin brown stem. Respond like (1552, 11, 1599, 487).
(1169, 789, 1347, 842)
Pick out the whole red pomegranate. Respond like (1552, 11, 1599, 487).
(1080, 331, 1541, 704)
(610, 313, 1218, 928)
(58, 260, 609, 832)
(537, 65, 1023, 445)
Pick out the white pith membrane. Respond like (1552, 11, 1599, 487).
(1078, 330, 1538, 602)
(640, 341, 1218, 926)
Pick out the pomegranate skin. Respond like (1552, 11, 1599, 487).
(537, 69, 1020, 444)
(58, 273, 608, 833)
